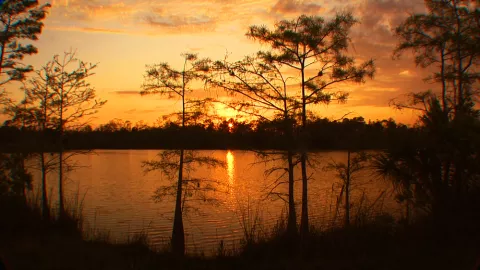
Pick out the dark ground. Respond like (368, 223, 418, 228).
(1, 195, 480, 270)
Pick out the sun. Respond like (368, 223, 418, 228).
(228, 123, 234, 129)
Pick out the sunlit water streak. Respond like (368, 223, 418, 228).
(28, 150, 400, 255)
(226, 151, 235, 185)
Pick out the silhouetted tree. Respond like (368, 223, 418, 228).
(10, 61, 60, 219)
(141, 53, 221, 256)
(210, 53, 300, 237)
(0, 0, 49, 202)
(247, 13, 375, 237)
(374, 0, 480, 221)
(325, 151, 370, 226)
(0, 0, 50, 87)
(41, 50, 106, 218)
(0, 152, 31, 196)
(0, 115, 415, 152)
(394, 0, 480, 114)
(143, 150, 225, 210)
(96, 118, 132, 133)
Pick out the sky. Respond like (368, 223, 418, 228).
(6, 0, 434, 126)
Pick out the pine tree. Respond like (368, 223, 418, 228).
(0, 0, 50, 87)
(247, 14, 375, 237)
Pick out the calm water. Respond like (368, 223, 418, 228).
(29, 150, 399, 254)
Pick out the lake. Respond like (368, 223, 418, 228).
(29, 150, 399, 255)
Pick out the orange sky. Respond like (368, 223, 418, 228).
(4, 0, 435, 126)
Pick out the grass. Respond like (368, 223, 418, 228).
(1, 192, 480, 270)
(0, 195, 165, 270)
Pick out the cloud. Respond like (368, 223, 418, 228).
(186, 47, 204, 52)
(144, 12, 216, 30)
(352, 0, 426, 44)
(331, 0, 435, 110)
(45, 0, 271, 35)
(49, 0, 139, 21)
(346, 88, 403, 107)
(49, 26, 128, 34)
(270, 0, 323, 15)
(399, 70, 415, 77)
(113, 90, 141, 95)
(124, 109, 158, 114)
(81, 27, 126, 34)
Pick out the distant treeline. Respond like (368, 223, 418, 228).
(0, 117, 414, 151)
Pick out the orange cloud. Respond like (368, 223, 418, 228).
(49, 0, 140, 21)
(48, 26, 128, 34)
(271, 0, 324, 14)
(32, 0, 438, 126)
(143, 10, 217, 32)
(113, 90, 142, 95)
(399, 70, 415, 77)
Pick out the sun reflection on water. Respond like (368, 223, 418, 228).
(226, 151, 235, 186)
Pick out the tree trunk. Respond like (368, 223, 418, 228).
(454, 2, 464, 111)
(58, 83, 65, 219)
(58, 150, 64, 218)
(345, 150, 351, 227)
(20, 154, 27, 203)
(284, 110, 297, 237)
(0, 17, 11, 76)
(40, 152, 49, 220)
(172, 64, 187, 256)
(172, 149, 185, 256)
(440, 45, 447, 112)
(299, 63, 309, 238)
(287, 150, 297, 236)
(300, 153, 309, 237)
(40, 74, 50, 220)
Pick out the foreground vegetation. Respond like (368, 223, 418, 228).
(2, 193, 480, 270)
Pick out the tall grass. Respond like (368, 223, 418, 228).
(235, 196, 263, 246)
(59, 187, 87, 233)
